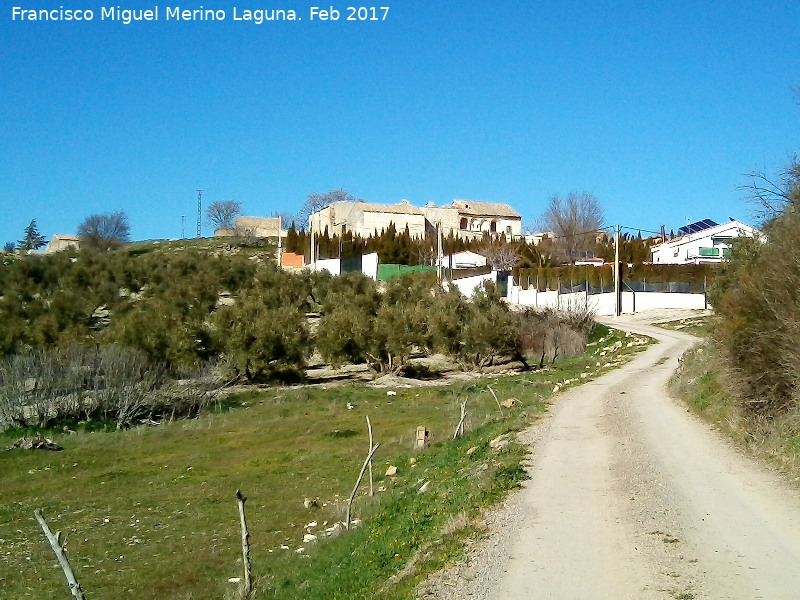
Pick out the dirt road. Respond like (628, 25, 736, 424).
(420, 317, 800, 600)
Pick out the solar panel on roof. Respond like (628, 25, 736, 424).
(678, 219, 718, 236)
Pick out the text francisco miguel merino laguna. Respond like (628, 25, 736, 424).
(11, 5, 390, 23)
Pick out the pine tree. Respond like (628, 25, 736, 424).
(18, 219, 47, 251)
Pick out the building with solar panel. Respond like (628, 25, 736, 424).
(650, 219, 761, 264)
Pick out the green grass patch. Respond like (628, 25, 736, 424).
(0, 325, 645, 600)
(654, 315, 714, 338)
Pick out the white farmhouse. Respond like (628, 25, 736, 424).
(44, 234, 81, 253)
(446, 200, 522, 239)
(650, 219, 760, 264)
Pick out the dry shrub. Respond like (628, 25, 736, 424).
(712, 198, 800, 415)
(516, 306, 592, 368)
(0, 345, 210, 430)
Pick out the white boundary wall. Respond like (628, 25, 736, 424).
(313, 258, 341, 276)
(447, 271, 498, 297)
(507, 280, 707, 316)
(309, 253, 379, 280)
(362, 252, 379, 280)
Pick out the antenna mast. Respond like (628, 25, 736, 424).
(196, 189, 203, 238)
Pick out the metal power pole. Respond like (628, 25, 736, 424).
(277, 215, 283, 266)
(436, 222, 443, 280)
(180, 215, 185, 239)
(309, 217, 315, 268)
(196, 189, 203, 238)
(614, 224, 621, 316)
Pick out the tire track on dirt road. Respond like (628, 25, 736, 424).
(420, 317, 800, 600)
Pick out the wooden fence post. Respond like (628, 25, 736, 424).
(452, 399, 467, 439)
(235, 490, 252, 599)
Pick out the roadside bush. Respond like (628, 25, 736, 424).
(215, 295, 312, 383)
(316, 286, 420, 374)
(316, 303, 376, 369)
(515, 302, 594, 368)
(102, 299, 217, 375)
(428, 286, 470, 358)
(311, 270, 380, 314)
(458, 282, 521, 369)
(709, 158, 800, 415)
(711, 208, 800, 413)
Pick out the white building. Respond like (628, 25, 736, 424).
(309, 199, 522, 240)
(650, 219, 760, 264)
(44, 234, 81, 253)
(447, 200, 522, 239)
(438, 250, 488, 268)
(215, 216, 285, 238)
(310, 200, 427, 238)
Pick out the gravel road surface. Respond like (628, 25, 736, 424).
(419, 315, 800, 600)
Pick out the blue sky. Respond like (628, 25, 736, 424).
(1, 0, 798, 245)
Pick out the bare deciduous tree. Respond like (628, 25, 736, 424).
(481, 242, 520, 270)
(539, 192, 604, 264)
(742, 156, 800, 224)
(300, 189, 361, 226)
(206, 200, 242, 231)
(76, 211, 130, 250)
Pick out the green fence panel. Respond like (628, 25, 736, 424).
(376, 264, 437, 281)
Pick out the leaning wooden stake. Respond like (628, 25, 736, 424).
(487, 385, 504, 417)
(452, 399, 468, 440)
(366, 415, 375, 497)
(34, 509, 86, 600)
(345, 443, 381, 530)
(235, 490, 252, 599)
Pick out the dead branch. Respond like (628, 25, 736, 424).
(366, 415, 374, 497)
(452, 399, 468, 439)
(34, 509, 86, 600)
(487, 385, 503, 417)
(345, 443, 381, 530)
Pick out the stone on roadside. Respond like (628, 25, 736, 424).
(489, 434, 511, 451)
(325, 522, 345, 538)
